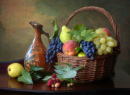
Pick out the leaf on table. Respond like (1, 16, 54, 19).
(17, 70, 33, 84)
(73, 65, 85, 71)
(31, 73, 42, 81)
(54, 65, 66, 70)
(55, 63, 72, 71)
(40, 71, 53, 76)
(62, 70, 77, 79)
(42, 76, 51, 82)
(54, 63, 85, 80)
(81, 29, 97, 41)
(55, 69, 65, 75)
(62, 63, 72, 70)
(30, 65, 44, 71)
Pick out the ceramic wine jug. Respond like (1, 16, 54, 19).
(24, 21, 51, 71)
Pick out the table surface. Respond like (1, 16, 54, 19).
(0, 59, 130, 95)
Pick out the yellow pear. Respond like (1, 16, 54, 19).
(60, 26, 72, 43)
(7, 63, 24, 78)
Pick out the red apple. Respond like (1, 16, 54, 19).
(102, 28, 111, 36)
(63, 40, 78, 56)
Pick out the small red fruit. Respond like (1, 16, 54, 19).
(51, 74, 57, 78)
(55, 78, 60, 83)
(47, 79, 54, 86)
(55, 83, 60, 88)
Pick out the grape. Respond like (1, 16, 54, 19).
(109, 48, 113, 54)
(93, 38, 100, 45)
(112, 39, 117, 47)
(95, 45, 100, 49)
(102, 50, 108, 55)
(91, 56, 95, 60)
(92, 49, 95, 54)
(107, 37, 113, 41)
(100, 38, 106, 44)
(46, 37, 63, 63)
(94, 29, 117, 55)
(106, 47, 111, 52)
(80, 41, 96, 60)
(106, 41, 114, 47)
(100, 43, 106, 50)
(95, 28, 103, 34)
(97, 48, 102, 55)
(102, 32, 108, 38)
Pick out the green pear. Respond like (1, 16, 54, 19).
(60, 26, 72, 43)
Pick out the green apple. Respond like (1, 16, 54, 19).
(60, 26, 72, 43)
(77, 52, 86, 57)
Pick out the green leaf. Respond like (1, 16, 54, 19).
(42, 76, 51, 82)
(75, 47, 82, 53)
(54, 65, 66, 70)
(73, 24, 86, 32)
(55, 69, 65, 75)
(31, 73, 42, 81)
(62, 70, 77, 79)
(81, 29, 97, 41)
(40, 71, 53, 76)
(73, 65, 85, 71)
(62, 63, 72, 70)
(52, 19, 59, 32)
(49, 19, 59, 39)
(17, 70, 33, 84)
(68, 24, 86, 42)
(30, 65, 44, 71)
(55, 63, 72, 71)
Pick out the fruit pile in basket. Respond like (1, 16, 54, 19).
(46, 20, 117, 63)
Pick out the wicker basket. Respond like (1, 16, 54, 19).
(56, 6, 120, 83)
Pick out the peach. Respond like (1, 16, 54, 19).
(102, 28, 111, 36)
(63, 40, 78, 56)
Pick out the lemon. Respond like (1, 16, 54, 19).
(7, 63, 24, 78)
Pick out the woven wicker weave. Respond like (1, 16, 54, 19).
(57, 6, 120, 83)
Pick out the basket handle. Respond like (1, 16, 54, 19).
(65, 6, 120, 47)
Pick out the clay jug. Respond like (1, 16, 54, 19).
(24, 21, 51, 71)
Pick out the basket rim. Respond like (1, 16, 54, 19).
(57, 49, 120, 60)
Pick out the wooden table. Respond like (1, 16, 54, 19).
(0, 59, 130, 95)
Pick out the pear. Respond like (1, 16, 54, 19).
(60, 26, 72, 43)
(7, 63, 24, 78)
(77, 52, 86, 57)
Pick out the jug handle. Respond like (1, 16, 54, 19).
(41, 30, 51, 44)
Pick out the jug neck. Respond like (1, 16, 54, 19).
(34, 28, 41, 39)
